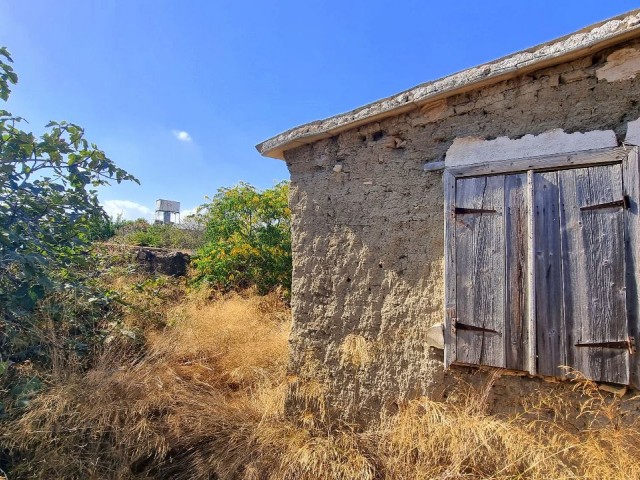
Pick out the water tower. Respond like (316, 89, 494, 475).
(155, 199, 180, 225)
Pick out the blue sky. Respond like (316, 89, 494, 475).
(2, 1, 638, 219)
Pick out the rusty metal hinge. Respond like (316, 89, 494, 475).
(575, 336, 636, 354)
(454, 207, 497, 215)
(454, 321, 500, 335)
(580, 196, 629, 211)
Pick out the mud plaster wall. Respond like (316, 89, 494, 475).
(283, 38, 640, 425)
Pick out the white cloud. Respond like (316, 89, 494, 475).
(102, 200, 153, 221)
(172, 130, 192, 142)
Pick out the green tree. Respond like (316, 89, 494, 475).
(192, 181, 291, 294)
(0, 47, 137, 332)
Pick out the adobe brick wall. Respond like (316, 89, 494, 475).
(282, 38, 640, 425)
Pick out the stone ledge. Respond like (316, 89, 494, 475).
(445, 128, 618, 167)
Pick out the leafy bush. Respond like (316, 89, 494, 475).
(0, 46, 139, 442)
(0, 47, 137, 358)
(192, 181, 291, 294)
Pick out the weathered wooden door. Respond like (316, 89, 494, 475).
(534, 164, 629, 383)
(454, 173, 528, 371)
(447, 158, 634, 385)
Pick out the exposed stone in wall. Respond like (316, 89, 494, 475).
(283, 38, 640, 425)
(596, 46, 640, 82)
(414, 100, 448, 126)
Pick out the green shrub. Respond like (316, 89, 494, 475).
(192, 182, 291, 295)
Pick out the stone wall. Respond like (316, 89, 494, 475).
(282, 38, 640, 425)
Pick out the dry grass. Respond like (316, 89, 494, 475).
(4, 287, 640, 479)
(340, 334, 373, 368)
(2, 292, 289, 479)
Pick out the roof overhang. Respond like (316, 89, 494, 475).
(256, 9, 640, 160)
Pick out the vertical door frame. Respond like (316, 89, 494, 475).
(444, 170, 457, 368)
(624, 146, 640, 388)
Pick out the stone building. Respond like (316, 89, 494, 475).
(257, 10, 640, 424)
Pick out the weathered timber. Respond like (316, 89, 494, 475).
(623, 147, 640, 388)
(455, 175, 505, 367)
(504, 173, 529, 371)
(559, 163, 629, 384)
(533, 171, 566, 377)
(444, 170, 457, 368)
(447, 147, 627, 178)
(447, 154, 638, 384)
(527, 171, 537, 375)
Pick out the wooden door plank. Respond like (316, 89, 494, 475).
(533, 171, 566, 377)
(504, 173, 529, 371)
(558, 164, 629, 384)
(623, 147, 640, 388)
(527, 171, 537, 375)
(455, 175, 505, 367)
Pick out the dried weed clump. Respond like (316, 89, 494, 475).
(4, 286, 640, 479)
